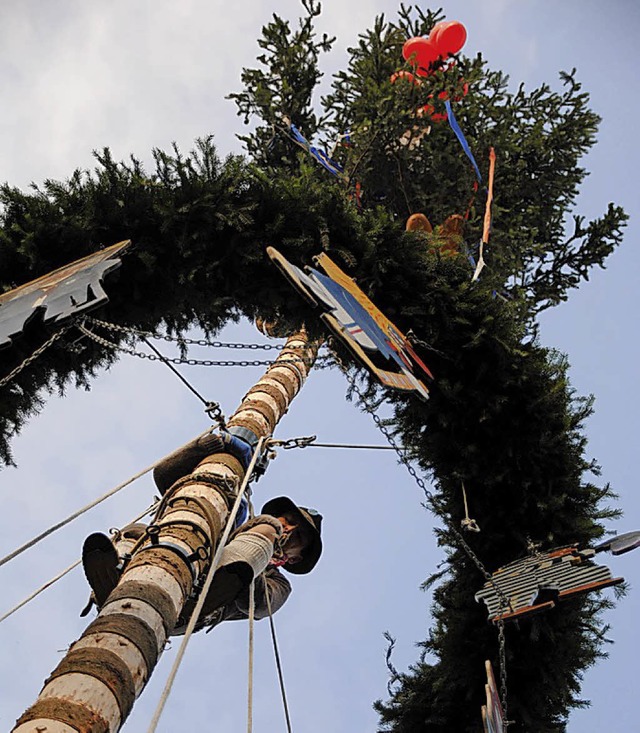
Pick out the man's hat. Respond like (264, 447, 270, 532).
(261, 496, 323, 575)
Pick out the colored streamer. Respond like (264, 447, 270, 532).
(472, 147, 496, 282)
(482, 147, 496, 244)
(285, 122, 347, 181)
(444, 99, 482, 183)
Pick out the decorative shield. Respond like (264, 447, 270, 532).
(0, 240, 130, 349)
(267, 246, 433, 399)
(475, 545, 624, 623)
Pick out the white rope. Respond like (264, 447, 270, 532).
(265, 585, 293, 733)
(247, 579, 255, 733)
(247, 500, 256, 733)
(146, 437, 266, 733)
(0, 500, 159, 625)
(0, 558, 82, 625)
(0, 429, 212, 570)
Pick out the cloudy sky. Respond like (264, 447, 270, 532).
(1, 1, 639, 731)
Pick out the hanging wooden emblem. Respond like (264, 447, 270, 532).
(474, 540, 637, 623)
(481, 660, 505, 733)
(593, 530, 640, 556)
(267, 247, 433, 399)
(0, 240, 131, 349)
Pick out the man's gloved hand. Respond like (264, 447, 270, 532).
(199, 515, 283, 614)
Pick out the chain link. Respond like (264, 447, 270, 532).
(330, 346, 512, 725)
(85, 316, 320, 352)
(78, 322, 332, 368)
(0, 325, 73, 388)
(405, 329, 451, 360)
(205, 401, 227, 430)
(268, 435, 317, 450)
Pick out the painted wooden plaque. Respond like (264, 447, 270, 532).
(0, 240, 130, 348)
(267, 246, 433, 399)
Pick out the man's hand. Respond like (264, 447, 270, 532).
(247, 521, 282, 544)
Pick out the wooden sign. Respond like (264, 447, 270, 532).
(0, 240, 130, 349)
(594, 530, 640, 556)
(481, 660, 505, 733)
(267, 246, 433, 399)
(475, 545, 624, 623)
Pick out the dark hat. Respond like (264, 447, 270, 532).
(261, 496, 323, 575)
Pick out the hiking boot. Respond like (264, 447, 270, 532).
(81, 532, 121, 610)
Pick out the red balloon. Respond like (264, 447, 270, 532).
(416, 103, 435, 118)
(453, 80, 469, 101)
(414, 65, 433, 79)
(428, 21, 447, 48)
(390, 70, 420, 86)
(432, 20, 467, 57)
(402, 37, 424, 62)
(402, 37, 440, 73)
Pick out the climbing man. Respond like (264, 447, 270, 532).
(80, 432, 323, 634)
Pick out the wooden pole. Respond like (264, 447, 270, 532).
(13, 329, 318, 733)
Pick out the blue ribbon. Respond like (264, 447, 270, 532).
(288, 124, 345, 178)
(445, 100, 482, 184)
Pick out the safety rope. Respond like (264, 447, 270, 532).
(460, 482, 480, 533)
(142, 335, 213, 408)
(0, 324, 73, 388)
(331, 351, 513, 724)
(247, 579, 256, 733)
(246, 499, 256, 733)
(146, 437, 266, 733)
(0, 559, 81, 625)
(265, 583, 293, 733)
(0, 501, 159, 626)
(0, 429, 212, 570)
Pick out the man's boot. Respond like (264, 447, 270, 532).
(80, 523, 147, 615)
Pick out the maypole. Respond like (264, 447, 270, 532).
(13, 329, 317, 733)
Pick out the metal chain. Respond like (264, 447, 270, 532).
(330, 348, 512, 725)
(268, 435, 318, 450)
(405, 329, 451, 360)
(77, 322, 332, 368)
(0, 324, 72, 388)
(85, 316, 320, 352)
(269, 435, 397, 451)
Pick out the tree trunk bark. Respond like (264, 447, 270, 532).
(13, 329, 318, 733)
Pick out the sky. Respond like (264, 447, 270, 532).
(0, 1, 639, 731)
